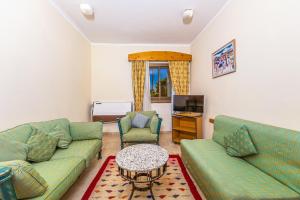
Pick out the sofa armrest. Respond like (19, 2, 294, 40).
(117, 116, 131, 136)
(150, 115, 163, 135)
(70, 122, 103, 141)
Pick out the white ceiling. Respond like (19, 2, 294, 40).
(51, 0, 228, 44)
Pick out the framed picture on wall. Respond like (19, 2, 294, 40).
(212, 39, 236, 78)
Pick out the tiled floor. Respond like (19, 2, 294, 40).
(63, 132, 205, 200)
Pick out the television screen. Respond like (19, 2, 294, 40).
(173, 95, 204, 113)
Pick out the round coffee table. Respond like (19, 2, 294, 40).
(116, 144, 169, 200)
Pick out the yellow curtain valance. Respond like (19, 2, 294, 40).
(128, 51, 192, 61)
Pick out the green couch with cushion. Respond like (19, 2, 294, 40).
(118, 111, 162, 149)
(181, 115, 300, 200)
(0, 118, 103, 200)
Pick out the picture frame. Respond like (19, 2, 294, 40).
(212, 39, 236, 78)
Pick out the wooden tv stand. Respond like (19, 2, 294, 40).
(172, 113, 202, 143)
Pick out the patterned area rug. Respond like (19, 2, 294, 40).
(82, 155, 202, 200)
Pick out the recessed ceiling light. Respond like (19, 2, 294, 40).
(183, 9, 193, 24)
(80, 3, 94, 16)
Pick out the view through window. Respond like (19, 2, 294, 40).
(149, 63, 171, 103)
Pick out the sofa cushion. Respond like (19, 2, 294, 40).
(0, 124, 33, 143)
(0, 139, 28, 161)
(30, 118, 70, 136)
(213, 115, 300, 195)
(30, 119, 72, 148)
(51, 140, 101, 167)
(181, 139, 300, 200)
(0, 160, 48, 199)
(127, 111, 156, 128)
(48, 125, 72, 149)
(131, 113, 150, 128)
(31, 158, 85, 200)
(123, 128, 157, 142)
(70, 122, 103, 141)
(27, 128, 59, 162)
(224, 125, 257, 157)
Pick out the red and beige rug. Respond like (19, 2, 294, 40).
(82, 155, 202, 200)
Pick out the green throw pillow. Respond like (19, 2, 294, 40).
(48, 125, 72, 148)
(150, 115, 159, 134)
(0, 139, 28, 162)
(26, 128, 59, 162)
(224, 125, 258, 157)
(0, 160, 48, 199)
(120, 115, 132, 134)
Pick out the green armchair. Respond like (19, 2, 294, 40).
(117, 111, 162, 149)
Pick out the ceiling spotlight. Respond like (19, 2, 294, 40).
(80, 3, 94, 16)
(183, 9, 193, 24)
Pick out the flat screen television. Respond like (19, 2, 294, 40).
(173, 95, 204, 113)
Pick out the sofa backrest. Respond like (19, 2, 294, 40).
(126, 111, 157, 128)
(213, 115, 300, 194)
(0, 124, 33, 143)
(0, 118, 71, 143)
(30, 118, 70, 134)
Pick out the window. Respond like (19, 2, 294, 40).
(149, 63, 172, 103)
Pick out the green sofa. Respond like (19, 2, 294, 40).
(0, 118, 103, 200)
(181, 115, 300, 200)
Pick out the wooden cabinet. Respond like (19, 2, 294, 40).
(172, 113, 202, 143)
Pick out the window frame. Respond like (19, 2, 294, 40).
(149, 63, 172, 103)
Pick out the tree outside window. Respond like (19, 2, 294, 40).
(150, 63, 171, 103)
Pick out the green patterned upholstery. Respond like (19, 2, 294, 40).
(48, 127, 72, 149)
(30, 118, 70, 135)
(0, 118, 103, 199)
(181, 115, 300, 200)
(224, 125, 257, 157)
(150, 115, 160, 134)
(213, 115, 300, 195)
(51, 140, 101, 167)
(0, 124, 32, 143)
(70, 122, 103, 141)
(0, 139, 28, 161)
(118, 111, 162, 149)
(0, 160, 48, 199)
(26, 128, 59, 162)
(181, 139, 300, 200)
(120, 115, 131, 134)
(123, 128, 157, 142)
(30, 119, 72, 148)
(31, 158, 85, 200)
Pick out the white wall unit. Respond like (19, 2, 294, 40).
(92, 102, 132, 116)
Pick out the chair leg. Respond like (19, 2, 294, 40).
(98, 149, 102, 159)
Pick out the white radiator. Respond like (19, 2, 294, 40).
(92, 101, 133, 117)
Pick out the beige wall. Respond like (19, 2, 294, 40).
(191, 0, 300, 138)
(91, 44, 191, 132)
(0, 1, 91, 130)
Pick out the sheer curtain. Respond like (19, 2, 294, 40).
(143, 61, 152, 111)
